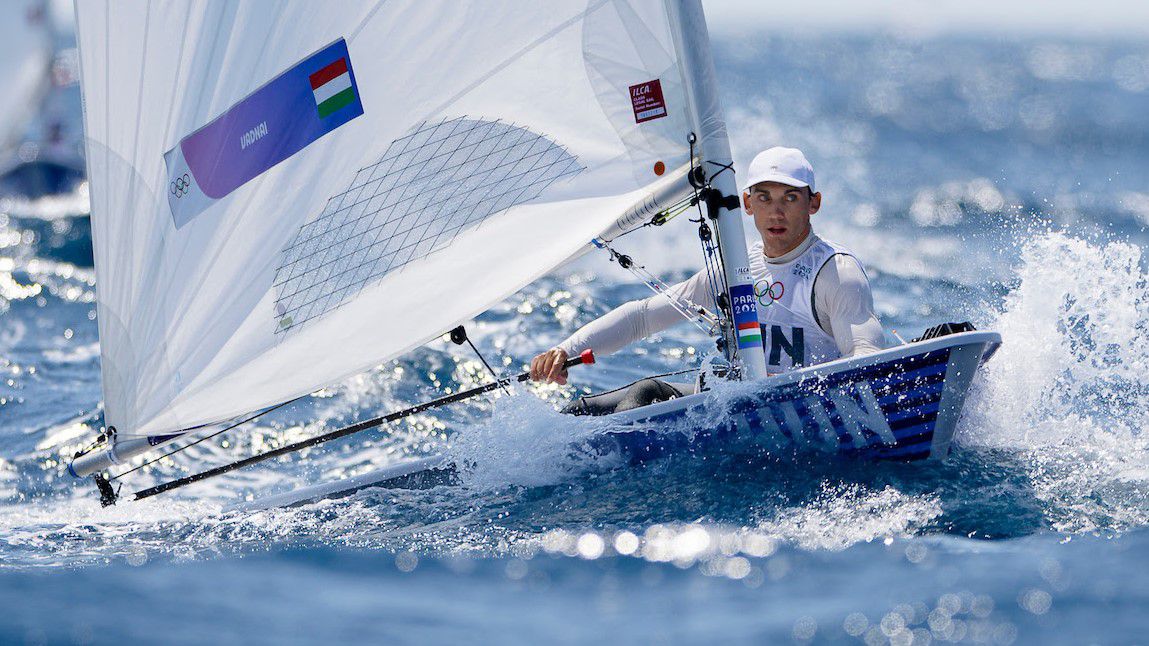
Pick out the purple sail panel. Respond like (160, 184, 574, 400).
(164, 38, 364, 227)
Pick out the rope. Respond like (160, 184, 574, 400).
(72, 429, 109, 460)
(592, 238, 718, 336)
(591, 133, 737, 353)
(110, 397, 302, 481)
(464, 336, 511, 396)
(573, 367, 698, 399)
(686, 134, 736, 362)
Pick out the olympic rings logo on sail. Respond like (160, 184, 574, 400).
(754, 279, 785, 306)
(170, 174, 191, 198)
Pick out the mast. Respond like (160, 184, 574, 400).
(668, 0, 768, 380)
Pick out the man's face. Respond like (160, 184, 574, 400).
(742, 181, 822, 257)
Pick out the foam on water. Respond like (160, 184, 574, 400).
(5, 211, 1149, 572)
(447, 392, 619, 491)
(968, 232, 1149, 446)
(962, 231, 1149, 532)
(754, 483, 944, 551)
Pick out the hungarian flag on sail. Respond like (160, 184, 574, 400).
(310, 58, 357, 118)
(165, 39, 364, 228)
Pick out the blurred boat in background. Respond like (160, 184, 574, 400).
(0, 0, 84, 197)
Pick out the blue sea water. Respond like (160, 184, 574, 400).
(2, 27, 1149, 645)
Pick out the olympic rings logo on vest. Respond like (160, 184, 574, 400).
(170, 173, 191, 198)
(754, 279, 785, 307)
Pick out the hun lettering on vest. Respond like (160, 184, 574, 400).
(748, 237, 855, 373)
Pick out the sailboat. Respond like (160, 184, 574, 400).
(67, 0, 1000, 507)
(0, 1, 53, 160)
(0, 0, 86, 196)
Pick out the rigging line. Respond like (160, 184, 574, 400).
(109, 397, 304, 482)
(570, 367, 698, 400)
(466, 333, 512, 395)
(647, 194, 702, 227)
(701, 187, 737, 296)
(621, 257, 717, 331)
(73, 431, 108, 460)
(699, 242, 725, 331)
(127, 351, 595, 502)
(70, 409, 111, 459)
(688, 134, 727, 322)
(694, 189, 733, 358)
(449, 326, 511, 396)
(466, 337, 511, 396)
(657, 199, 700, 222)
(703, 228, 730, 334)
(692, 140, 736, 324)
(608, 223, 649, 240)
(704, 159, 736, 179)
(687, 140, 713, 283)
(689, 135, 735, 351)
(592, 239, 718, 336)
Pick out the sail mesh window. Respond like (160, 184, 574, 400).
(273, 117, 582, 332)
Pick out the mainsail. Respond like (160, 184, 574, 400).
(71, 0, 763, 478)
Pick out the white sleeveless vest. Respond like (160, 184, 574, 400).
(748, 236, 857, 372)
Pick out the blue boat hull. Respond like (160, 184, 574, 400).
(594, 330, 1001, 463)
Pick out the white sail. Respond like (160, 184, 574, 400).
(75, 1, 725, 445)
(0, 1, 52, 152)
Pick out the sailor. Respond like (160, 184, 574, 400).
(530, 146, 886, 414)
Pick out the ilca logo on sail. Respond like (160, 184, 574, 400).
(629, 78, 668, 124)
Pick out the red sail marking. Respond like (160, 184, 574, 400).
(309, 58, 348, 90)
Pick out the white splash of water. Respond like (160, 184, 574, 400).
(756, 484, 943, 551)
(965, 232, 1148, 447)
(447, 392, 618, 491)
(962, 232, 1149, 532)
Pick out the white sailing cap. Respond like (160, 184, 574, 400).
(741, 147, 816, 194)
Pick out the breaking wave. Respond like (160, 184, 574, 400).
(962, 232, 1149, 533)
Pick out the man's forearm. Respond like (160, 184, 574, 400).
(556, 272, 711, 356)
(556, 298, 652, 356)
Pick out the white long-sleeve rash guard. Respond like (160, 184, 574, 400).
(556, 232, 885, 361)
